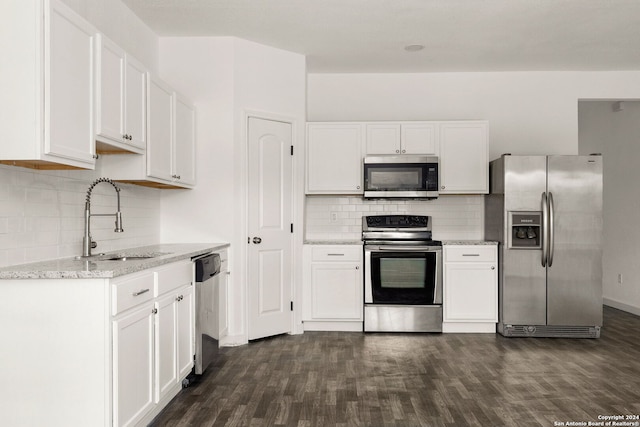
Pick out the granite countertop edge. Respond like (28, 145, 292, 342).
(442, 240, 498, 245)
(304, 240, 363, 245)
(0, 243, 230, 280)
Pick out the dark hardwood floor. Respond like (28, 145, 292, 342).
(150, 306, 640, 426)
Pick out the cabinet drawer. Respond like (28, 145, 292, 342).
(112, 271, 155, 315)
(155, 260, 193, 296)
(445, 246, 496, 262)
(311, 245, 362, 262)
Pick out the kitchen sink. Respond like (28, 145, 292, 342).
(103, 256, 155, 261)
(75, 252, 170, 261)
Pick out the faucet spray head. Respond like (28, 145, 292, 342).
(115, 211, 124, 233)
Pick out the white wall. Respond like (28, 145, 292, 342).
(306, 195, 483, 241)
(579, 101, 640, 315)
(60, 0, 159, 72)
(0, 165, 160, 267)
(307, 72, 640, 160)
(158, 37, 306, 343)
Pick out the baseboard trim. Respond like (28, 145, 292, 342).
(604, 298, 640, 317)
(220, 334, 249, 347)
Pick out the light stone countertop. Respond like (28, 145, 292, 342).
(304, 240, 363, 245)
(442, 240, 498, 245)
(0, 243, 229, 280)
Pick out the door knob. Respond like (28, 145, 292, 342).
(252, 237, 262, 244)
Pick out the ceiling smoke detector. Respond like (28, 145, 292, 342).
(404, 44, 425, 52)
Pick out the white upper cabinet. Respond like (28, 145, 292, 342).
(173, 94, 196, 186)
(0, 0, 97, 169)
(147, 75, 174, 183)
(366, 122, 438, 155)
(306, 123, 364, 194)
(95, 34, 146, 153)
(101, 74, 196, 189)
(306, 120, 487, 195)
(439, 121, 489, 194)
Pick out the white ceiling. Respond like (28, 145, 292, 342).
(121, 0, 640, 73)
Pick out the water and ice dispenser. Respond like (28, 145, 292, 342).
(508, 212, 542, 249)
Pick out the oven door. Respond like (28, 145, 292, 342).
(364, 244, 442, 305)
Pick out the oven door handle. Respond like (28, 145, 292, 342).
(371, 246, 441, 252)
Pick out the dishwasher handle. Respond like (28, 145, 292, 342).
(194, 253, 221, 282)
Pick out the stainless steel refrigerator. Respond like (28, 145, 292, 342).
(485, 155, 603, 338)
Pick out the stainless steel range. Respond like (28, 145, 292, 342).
(363, 214, 443, 332)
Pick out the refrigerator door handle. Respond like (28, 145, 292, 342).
(548, 192, 555, 267)
(541, 192, 548, 267)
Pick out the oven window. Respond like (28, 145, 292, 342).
(380, 258, 426, 288)
(371, 252, 437, 305)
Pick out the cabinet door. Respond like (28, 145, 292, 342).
(310, 263, 362, 320)
(45, 0, 96, 165)
(95, 34, 125, 143)
(444, 263, 497, 322)
(219, 270, 229, 339)
(173, 94, 196, 186)
(307, 123, 363, 194)
(177, 285, 195, 379)
(366, 123, 401, 154)
(401, 123, 438, 155)
(113, 303, 154, 427)
(147, 76, 173, 182)
(154, 294, 177, 404)
(439, 122, 489, 194)
(124, 55, 147, 150)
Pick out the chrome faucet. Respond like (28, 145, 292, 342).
(82, 178, 124, 257)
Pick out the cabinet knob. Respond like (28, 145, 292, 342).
(401, 149, 406, 153)
(92, 154, 99, 160)
(152, 308, 158, 314)
(441, 186, 445, 190)
(356, 186, 361, 190)
(491, 266, 495, 270)
(355, 266, 359, 270)
(396, 149, 400, 153)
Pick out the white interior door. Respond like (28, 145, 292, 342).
(247, 117, 293, 340)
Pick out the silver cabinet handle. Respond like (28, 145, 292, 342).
(462, 254, 480, 257)
(327, 253, 345, 256)
(133, 288, 150, 296)
(252, 237, 262, 244)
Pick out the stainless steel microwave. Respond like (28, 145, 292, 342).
(363, 155, 439, 199)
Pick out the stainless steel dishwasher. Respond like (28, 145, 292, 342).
(193, 253, 221, 375)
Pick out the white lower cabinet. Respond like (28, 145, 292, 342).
(113, 301, 155, 427)
(302, 244, 363, 331)
(443, 244, 498, 333)
(0, 259, 197, 427)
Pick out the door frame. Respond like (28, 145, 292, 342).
(240, 109, 304, 341)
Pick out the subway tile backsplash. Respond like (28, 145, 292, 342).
(305, 195, 484, 241)
(0, 165, 160, 268)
